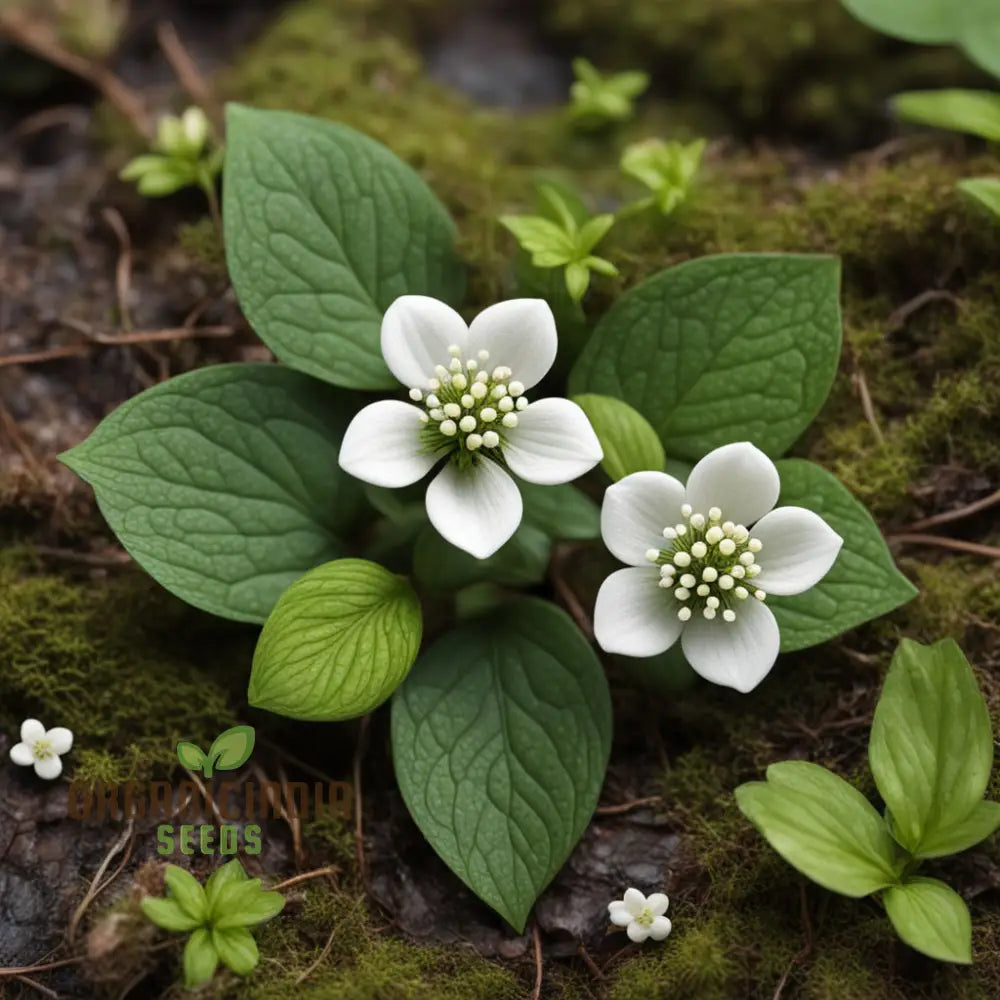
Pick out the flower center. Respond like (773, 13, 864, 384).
(32, 738, 54, 760)
(635, 906, 655, 928)
(645, 505, 765, 623)
(409, 346, 529, 461)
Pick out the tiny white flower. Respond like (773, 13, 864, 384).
(338, 296, 603, 559)
(9, 719, 73, 780)
(608, 887, 672, 943)
(593, 442, 843, 693)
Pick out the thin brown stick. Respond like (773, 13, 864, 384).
(902, 489, 1000, 532)
(256, 735, 338, 785)
(277, 763, 304, 870)
(577, 943, 605, 980)
(595, 795, 663, 816)
(12, 974, 59, 999)
(889, 533, 1000, 560)
(0, 957, 85, 978)
(550, 544, 593, 639)
(156, 22, 223, 134)
(530, 924, 543, 1000)
(852, 370, 884, 445)
(67, 821, 135, 945)
(886, 289, 959, 332)
(0, 345, 90, 367)
(101, 208, 134, 332)
(0, 10, 151, 140)
(353, 715, 371, 887)
(294, 876, 341, 984)
(181, 767, 225, 827)
(89, 325, 234, 346)
(270, 866, 339, 895)
(0, 402, 44, 482)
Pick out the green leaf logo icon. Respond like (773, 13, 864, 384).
(176, 725, 255, 778)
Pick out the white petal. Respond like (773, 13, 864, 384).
(648, 916, 672, 940)
(681, 597, 780, 693)
(502, 399, 603, 485)
(594, 568, 684, 657)
(339, 400, 438, 488)
(684, 442, 780, 527)
(627, 921, 652, 943)
(645, 893, 669, 917)
(751, 506, 843, 596)
(466, 299, 556, 389)
(623, 888, 647, 917)
(10, 742, 34, 767)
(601, 471, 687, 566)
(608, 901, 633, 926)
(380, 295, 469, 388)
(34, 755, 63, 780)
(20, 719, 45, 744)
(46, 727, 74, 755)
(425, 459, 522, 559)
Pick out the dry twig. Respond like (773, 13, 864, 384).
(530, 924, 543, 1000)
(353, 715, 371, 888)
(889, 533, 1000, 560)
(271, 867, 339, 895)
(595, 795, 663, 816)
(67, 821, 135, 945)
(156, 22, 223, 134)
(901, 489, 1000, 533)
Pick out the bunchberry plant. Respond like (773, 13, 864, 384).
(500, 184, 619, 302)
(568, 57, 649, 127)
(8, 718, 73, 780)
(63, 104, 917, 934)
(141, 860, 284, 988)
(737, 638, 1000, 964)
(620, 137, 706, 216)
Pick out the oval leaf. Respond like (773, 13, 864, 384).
(914, 800, 1000, 860)
(572, 393, 665, 481)
(884, 877, 972, 964)
(958, 177, 1000, 219)
(735, 760, 902, 898)
(839, 0, 953, 43)
(519, 482, 601, 540)
(869, 638, 994, 857)
(249, 558, 422, 721)
(212, 927, 260, 977)
(176, 742, 207, 771)
(391, 598, 612, 931)
(209, 725, 256, 771)
(768, 459, 916, 651)
(568, 254, 842, 460)
(223, 104, 465, 390)
(891, 90, 1000, 141)
(59, 363, 361, 624)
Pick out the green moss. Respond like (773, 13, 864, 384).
(175, 218, 226, 278)
(0, 545, 251, 781)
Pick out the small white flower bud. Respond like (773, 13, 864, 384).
(429, 408, 445, 421)
(673, 551, 691, 567)
(428, 378, 441, 391)
(466, 359, 478, 372)
(662, 526, 677, 540)
(498, 396, 514, 412)
(747, 564, 762, 578)
(645, 549, 660, 562)
(680, 573, 696, 588)
(660, 564, 675, 577)
(739, 552, 755, 566)
(705, 526, 724, 545)
(733, 526, 749, 543)
(471, 382, 488, 399)
(492, 384, 508, 399)
(480, 407, 497, 422)
(690, 541, 707, 558)
(675, 524, 687, 537)
(419, 412, 429, 424)
(722, 521, 735, 535)
(477, 349, 490, 362)
(708, 506, 722, 521)
(426, 394, 441, 408)
(451, 373, 468, 390)
(482, 430, 500, 448)
(509, 381, 525, 396)
(719, 538, 736, 556)
(443, 403, 461, 418)
(748, 538, 762, 553)
(459, 415, 477, 433)
(658, 578, 672, 589)
(754, 589, 766, 601)
(723, 609, 736, 623)
(677, 607, 692, 622)
(435, 365, 449, 379)
(449, 357, 463, 373)
(730, 565, 745, 579)
(734, 586, 748, 599)
(448, 344, 462, 357)
(501, 413, 518, 428)
(467, 433, 483, 450)
(674, 587, 691, 600)
(440, 419, 457, 436)
(461, 394, 475, 408)
(681, 503, 693, 518)
(701, 567, 718, 582)
(516, 397, 529, 410)
(475, 370, 489, 383)
(409, 388, 423, 401)
(690, 513, 706, 529)
(696, 584, 710, 597)
(706, 596, 720, 609)
(703, 607, 716, 620)
(719, 575, 734, 591)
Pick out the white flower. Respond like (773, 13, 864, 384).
(339, 296, 603, 559)
(608, 888, 672, 943)
(9, 718, 73, 780)
(594, 442, 843, 693)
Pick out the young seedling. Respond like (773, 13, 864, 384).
(568, 57, 649, 127)
(619, 137, 706, 217)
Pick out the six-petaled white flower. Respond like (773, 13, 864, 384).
(594, 442, 843, 693)
(9, 719, 73, 780)
(339, 296, 603, 559)
(608, 887, 672, 943)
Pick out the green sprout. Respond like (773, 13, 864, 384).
(141, 860, 285, 988)
(120, 106, 224, 224)
(620, 138, 706, 217)
(569, 58, 649, 127)
(500, 184, 619, 303)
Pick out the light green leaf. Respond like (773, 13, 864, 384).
(914, 800, 1000, 859)
(958, 177, 1000, 219)
(212, 880, 286, 928)
(839, 0, 953, 43)
(60, 363, 362, 624)
(519, 482, 600, 540)
(223, 104, 465, 390)
(249, 558, 421, 721)
(392, 598, 612, 931)
(119, 154, 171, 181)
(412, 523, 551, 590)
(892, 90, 1000, 141)
(958, 0, 1000, 79)
(568, 254, 842, 460)
(204, 860, 248, 910)
(869, 638, 995, 856)
(212, 926, 260, 976)
(499, 215, 576, 261)
(565, 261, 591, 302)
(184, 928, 220, 987)
(140, 897, 202, 933)
(164, 865, 208, 921)
(884, 877, 972, 964)
(736, 760, 902, 897)
(572, 393, 666, 481)
(576, 213, 615, 251)
(208, 725, 256, 773)
(768, 459, 916, 651)
(176, 742, 207, 772)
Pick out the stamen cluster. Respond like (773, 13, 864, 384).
(410, 346, 529, 454)
(644, 505, 765, 624)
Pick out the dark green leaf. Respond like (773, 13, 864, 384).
(519, 482, 600, 540)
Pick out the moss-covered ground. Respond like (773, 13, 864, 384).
(3, 0, 999, 996)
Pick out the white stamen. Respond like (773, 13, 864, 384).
(747, 565, 762, 578)
(516, 397, 529, 410)
(498, 396, 515, 412)
(708, 506, 722, 521)
(492, 385, 508, 400)
(719, 575, 734, 590)
(696, 584, 710, 597)
(690, 541, 707, 558)
(448, 344, 461, 357)
(739, 552, 755, 566)
(690, 513, 706, 529)
(719, 538, 736, 556)
(471, 382, 488, 400)
(461, 394, 475, 408)
(703, 607, 716, 620)
(675, 524, 688, 536)
(677, 607, 692, 622)
(662, 527, 677, 540)
(449, 357, 463, 373)
(723, 609, 736, 623)
(674, 587, 690, 600)
(419, 412, 429, 424)
(452, 373, 468, 391)
(734, 586, 748, 599)
(680, 573, 696, 588)
(429, 408, 445, 421)
(509, 381, 525, 396)
(754, 589, 766, 601)
(702, 567, 718, 582)
(428, 378, 441, 391)
(480, 407, 497, 422)
(733, 526, 750, 543)
(459, 415, 477, 433)
(440, 420, 457, 436)
(722, 521, 735, 535)
(466, 359, 478, 372)
(730, 565, 746, 579)
(477, 349, 490, 362)
(467, 433, 483, 450)
(673, 551, 691, 567)
(645, 549, 660, 562)
(748, 538, 762, 553)
(705, 526, 724, 545)
(426, 394, 441, 408)
(443, 403, 461, 419)
(501, 413, 518, 428)
(482, 430, 500, 448)
(409, 388, 423, 401)
(706, 596, 720, 609)
(681, 503, 693, 518)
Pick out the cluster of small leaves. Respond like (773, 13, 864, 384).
(120, 107, 224, 198)
(737, 639, 1000, 964)
(141, 860, 285, 987)
(620, 138, 706, 217)
(568, 57, 649, 127)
